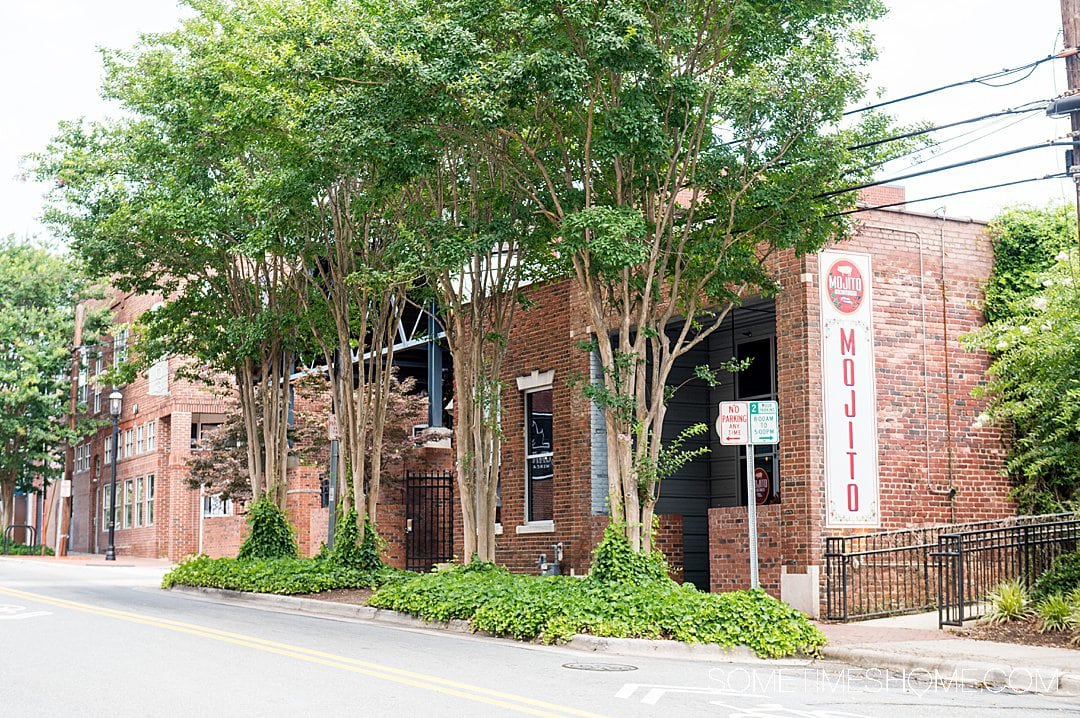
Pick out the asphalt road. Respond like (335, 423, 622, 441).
(1, 557, 1077, 717)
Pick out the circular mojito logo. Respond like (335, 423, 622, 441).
(827, 259, 864, 314)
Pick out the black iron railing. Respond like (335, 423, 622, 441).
(937, 518, 1080, 627)
(825, 512, 1078, 622)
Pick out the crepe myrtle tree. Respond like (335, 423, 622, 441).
(36, 4, 306, 508)
(407, 0, 902, 551)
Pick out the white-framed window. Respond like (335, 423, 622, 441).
(113, 328, 128, 368)
(203, 493, 233, 518)
(93, 389, 101, 415)
(191, 421, 222, 449)
(123, 480, 133, 529)
(146, 422, 156, 452)
(136, 425, 144, 454)
(524, 386, 554, 523)
(145, 475, 155, 525)
(94, 354, 102, 376)
(101, 485, 118, 530)
(124, 429, 134, 459)
(104, 436, 113, 465)
(135, 477, 144, 527)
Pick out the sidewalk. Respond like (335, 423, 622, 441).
(816, 612, 1080, 696)
(0, 551, 174, 569)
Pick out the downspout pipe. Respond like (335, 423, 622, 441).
(861, 222, 957, 510)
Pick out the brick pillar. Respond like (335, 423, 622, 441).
(773, 250, 826, 607)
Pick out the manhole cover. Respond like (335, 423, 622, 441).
(562, 662, 638, 672)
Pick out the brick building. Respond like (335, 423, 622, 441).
(66, 291, 255, 560)
(419, 185, 1011, 614)
(65, 187, 1013, 615)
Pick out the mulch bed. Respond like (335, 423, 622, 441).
(293, 588, 374, 605)
(952, 617, 1078, 650)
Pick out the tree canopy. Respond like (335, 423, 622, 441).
(0, 238, 104, 532)
(37, 0, 902, 555)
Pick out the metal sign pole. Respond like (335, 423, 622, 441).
(746, 442, 759, 589)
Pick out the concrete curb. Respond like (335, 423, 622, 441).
(167, 585, 803, 664)
(822, 645, 1080, 697)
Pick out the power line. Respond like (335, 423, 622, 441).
(845, 48, 1078, 116)
(847, 104, 1047, 152)
(866, 110, 1042, 176)
(817, 141, 1078, 200)
(825, 172, 1072, 217)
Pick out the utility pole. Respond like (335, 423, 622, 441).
(1061, 0, 1080, 234)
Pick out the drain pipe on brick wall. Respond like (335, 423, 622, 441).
(935, 208, 959, 524)
(865, 222, 957, 517)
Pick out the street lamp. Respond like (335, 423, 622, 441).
(105, 390, 122, 561)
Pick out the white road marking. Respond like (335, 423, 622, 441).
(0, 603, 52, 620)
(616, 682, 764, 705)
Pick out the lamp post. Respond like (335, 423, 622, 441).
(105, 390, 122, 561)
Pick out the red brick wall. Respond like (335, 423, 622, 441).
(709, 504, 782, 595)
(710, 201, 1012, 603)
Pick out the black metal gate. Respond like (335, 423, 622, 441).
(405, 471, 455, 572)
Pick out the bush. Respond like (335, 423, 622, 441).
(321, 507, 384, 571)
(587, 523, 672, 586)
(983, 579, 1030, 624)
(1031, 551, 1080, 600)
(161, 555, 398, 594)
(1035, 593, 1075, 633)
(1, 542, 54, 556)
(368, 562, 825, 658)
(237, 497, 297, 560)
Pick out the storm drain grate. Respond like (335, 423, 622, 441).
(562, 662, 638, 672)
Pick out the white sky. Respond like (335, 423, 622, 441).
(0, 0, 1074, 243)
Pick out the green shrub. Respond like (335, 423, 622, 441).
(1035, 593, 1075, 633)
(983, 578, 1030, 624)
(1, 542, 54, 556)
(368, 562, 825, 658)
(322, 507, 384, 571)
(587, 522, 671, 586)
(1031, 551, 1080, 600)
(161, 554, 397, 594)
(237, 497, 297, 560)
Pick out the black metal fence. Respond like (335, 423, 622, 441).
(404, 471, 455, 572)
(825, 512, 1078, 622)
(937, 518, 1080, 627)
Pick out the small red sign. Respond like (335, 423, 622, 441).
(755, 466, 770, 504)
(827, 259, 865, 314)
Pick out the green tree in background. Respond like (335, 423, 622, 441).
(965, 205, 1080, 513)
(0, 238, 104, 533)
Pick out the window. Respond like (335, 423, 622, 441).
(136, 426, 144, 454)
(146, 422, 156, 452)
(135, 477, 144, 527)
(95, 354, 102, 376)
(113, 328, 128, 368)
(102, 483, 119, 529)
(145, 475, 155, 525)
(123, 480, 133, 529)
(124, 429, 134, 459)
(104, 436, 112, 465)
(203, 493, 233, 517)
(524, 387, 554, 523)
(77, 349, 88, 405)
(93, 389, 101, 415)
(191, 421, 222, 449)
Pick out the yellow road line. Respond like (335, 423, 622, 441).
(0, 586, 607, 718)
